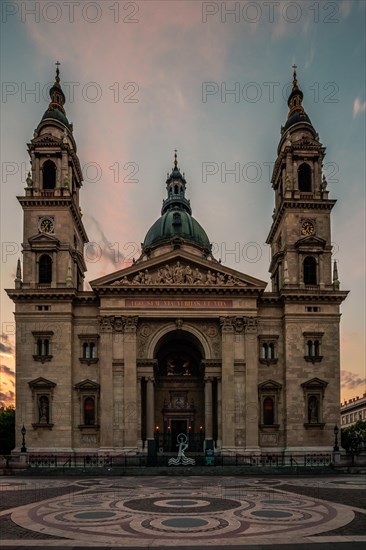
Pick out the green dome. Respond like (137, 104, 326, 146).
(41, 108, 72, 130)
(143, 207, 211, 251)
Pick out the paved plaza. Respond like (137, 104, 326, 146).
(0, 475, 366, 549)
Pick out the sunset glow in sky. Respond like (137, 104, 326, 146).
(1, 0, 365, 407)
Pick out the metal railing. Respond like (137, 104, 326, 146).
(25, 452, 332, 469)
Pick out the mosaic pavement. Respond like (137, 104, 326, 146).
(0, 476, 366, 547)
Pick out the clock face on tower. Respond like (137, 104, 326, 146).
(39, 217, 54, 234)
(301, 221, 315, 236)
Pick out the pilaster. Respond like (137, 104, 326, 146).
(244, 317, 259, 451)
(220, 317, 235, 449)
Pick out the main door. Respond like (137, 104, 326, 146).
(170, 419, 187, 451)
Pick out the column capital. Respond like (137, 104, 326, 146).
(98, 315, 139, 333)
(244, 316, 258, 334)
(204, 376, 213, 384)
(220, 316, 235, 333)
(123, 316, 138, 333)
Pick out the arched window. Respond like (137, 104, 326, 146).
(174, 184, 179, 194)
(43, 160, 56, 190)
(37, 338, 43, 356)
(314, 340, 320, 357)
(304, 256, 317, 285)
(39, 255, 52, 284)
(307, 340, 313, 356)
(261, 343, 268, 359)
(44, 339, 49, 356)
(269, 343, 275, 359)
(84, 397, 95, 425)
(90, 342, 96, 358)
(263, 397, 274, 425)
(298, 163, 312, 192)
(83, 342, 89, 359)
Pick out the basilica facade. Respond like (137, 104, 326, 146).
(7, 67, 348, 457)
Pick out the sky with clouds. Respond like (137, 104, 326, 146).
(0, 0, 365, 407)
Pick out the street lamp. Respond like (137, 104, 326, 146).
(333, 424, 339, 452)
(20, 424, 27, 453)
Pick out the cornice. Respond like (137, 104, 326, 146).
(17, 196, 88, 243)
(94, 285, 263, 296)
(266, 199, 337, 244)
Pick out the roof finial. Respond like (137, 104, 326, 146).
(174, 149, 178, 169)
(292, 63, 298, 89)
(55, 60, 61, 87)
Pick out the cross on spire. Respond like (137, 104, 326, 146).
(55, 61, 61, 83)
(292, 63, 298, 88)
(174, 149, 178, 168)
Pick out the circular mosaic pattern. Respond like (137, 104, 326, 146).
(124, 496, 241, 513)
(9, 478, 356, 545)
(252, 510, 294, 518)
(154, 499, 211, 509)
(74, 511, 116, 520)
(162, 518, 208, 528)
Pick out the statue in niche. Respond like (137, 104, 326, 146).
(167, 358, 175, 376)
(308, 395, 319, 423)
(182, 358, 191, 376)
(38, 396, 49, 423)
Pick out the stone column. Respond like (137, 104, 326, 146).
(146, 377, 155, 440)
(99, 317, 114, 449)
(204, 377, 213, 441)
(220, 317, 235, 449)
(137, 376, 142, 449)
(123, 316, 138, 449)
(244, 318, 259, 451)
(217, 377, 222, 449)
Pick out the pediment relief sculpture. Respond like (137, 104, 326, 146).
(110, 261, 246, 287)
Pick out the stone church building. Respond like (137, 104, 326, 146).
(7, 67, 348, 457)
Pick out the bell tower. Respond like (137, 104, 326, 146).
(267, 65, 337, 292)
(18, 63, 88, 290)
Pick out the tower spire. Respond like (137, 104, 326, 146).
(39, 62, 72, 131)
(47, 61, 66, 115)
(282, 64, 312, 133)
(292, 63, 298, 89)
(15, 258, 22, 289)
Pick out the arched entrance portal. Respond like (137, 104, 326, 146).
(154, 331, 205, 452)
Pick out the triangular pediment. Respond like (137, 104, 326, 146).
(29, 233, 60, 244)
(28, 377, 56, 389)
(258, 379, 282, 391)
(301, 377, 328, 389)
(295, 235, 326, 249)
(30, 133, 62, 147)
(90, 250, 267, 291)
(74, 379, 100, 391)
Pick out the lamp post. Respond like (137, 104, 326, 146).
(333, 424, 339, 452)
(20, 424, 27, 453)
